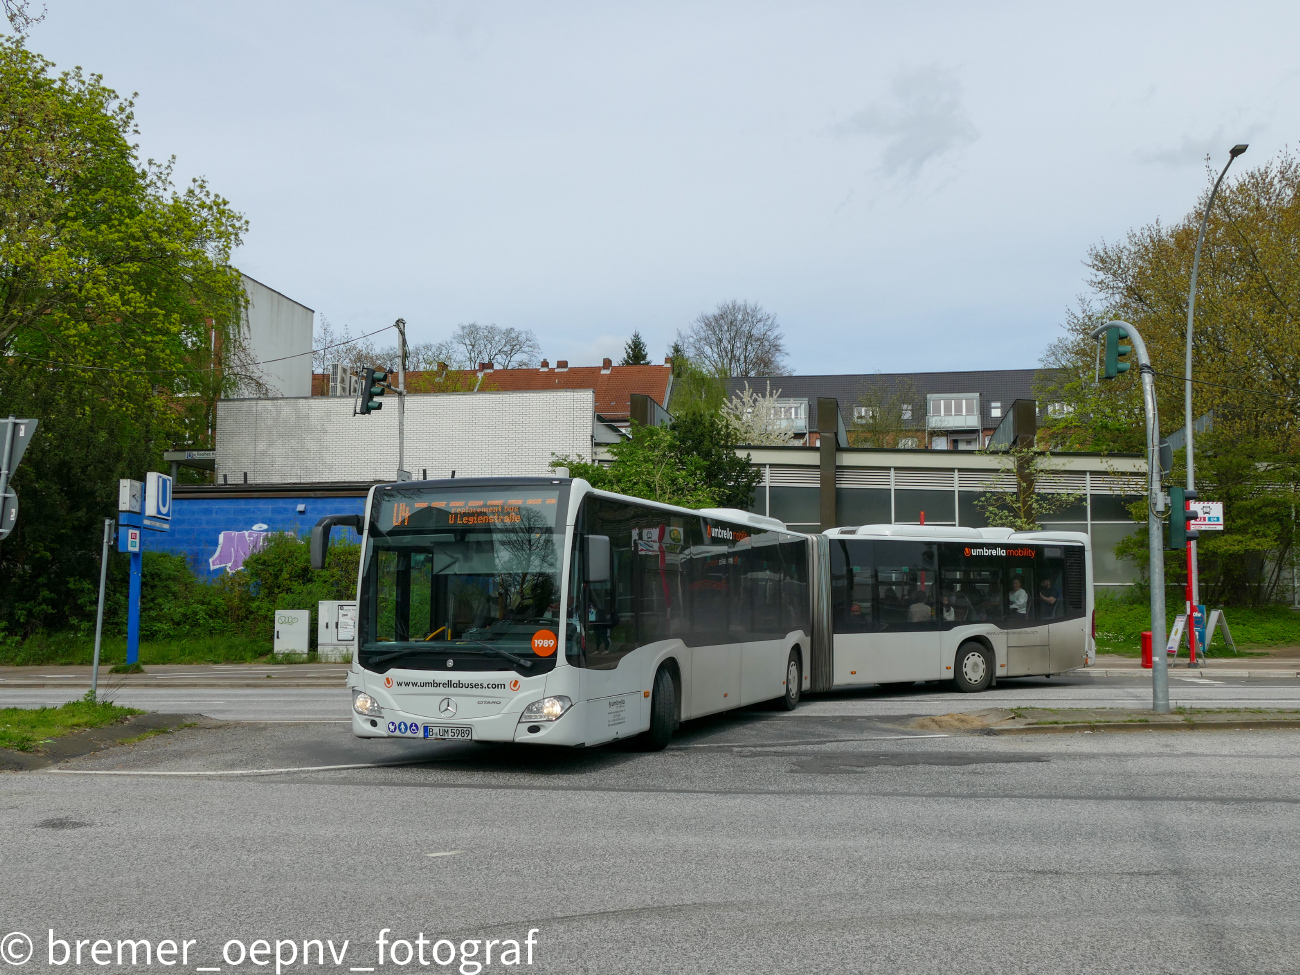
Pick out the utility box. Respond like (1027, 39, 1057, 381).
(273, 609, 311, 655)
(317, 600, 357, 662)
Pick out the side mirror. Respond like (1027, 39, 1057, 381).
(311, 514, 363, 570)
(584, 535, 611, 584)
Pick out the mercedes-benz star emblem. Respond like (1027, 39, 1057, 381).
(438, 697, 457, 717)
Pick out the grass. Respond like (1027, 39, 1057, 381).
(1094, 596, 1300, 657)
(0, 694, 143, 752)
(0, 632, 278, 667)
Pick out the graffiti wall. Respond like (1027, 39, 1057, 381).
(140, 494, 366, 581)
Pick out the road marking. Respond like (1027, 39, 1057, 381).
(1174, 678, 1224, 684)
(48, 757, 440, 777)
(195, 967, 222, 971)
(426, 850, 462, 857)
(350, 968, 375, 972)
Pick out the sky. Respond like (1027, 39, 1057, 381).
(22, 1, 1300, 374)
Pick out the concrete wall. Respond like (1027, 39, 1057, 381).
(241, 274, 314, 397)
(216, 389, 596, 483)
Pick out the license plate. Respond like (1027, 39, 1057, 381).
(424, 725, 472, 740)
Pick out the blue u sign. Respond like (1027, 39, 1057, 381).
(145, 472, 172, 520)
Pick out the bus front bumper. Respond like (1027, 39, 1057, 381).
(350, 704, 585, 745)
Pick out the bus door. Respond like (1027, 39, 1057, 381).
(868, 540, 941, 682)
(1004, 548, 1048, 676)
(1043, 546, 1086, 672)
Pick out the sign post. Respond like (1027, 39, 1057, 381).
(118, 473, 171, 667)
(1186, 502, 1223, 668)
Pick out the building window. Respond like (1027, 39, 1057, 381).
(1046, 402, 1074, 418)
(928, 396, 978, 417)
(901, 404, 912, 420)
(990, 401, 1002, 418)
(854, 405, 878, 422)
(899, 437, 918, 449)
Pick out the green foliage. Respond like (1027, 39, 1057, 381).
(0, 37, 250, 637)
(555, 412, 760, 510)
(0, 692, 141, 753)
(1037, 150, 1300, 603)
(0, 534, 362, 663)
(620, 330, 649, 366)
(666, 356, 728, 414)
(1093, 590, 1300, 656)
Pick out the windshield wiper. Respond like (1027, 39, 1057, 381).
(364, 647, 427, 667)
(459, 640, 534, 670)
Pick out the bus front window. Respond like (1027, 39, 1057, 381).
(360, 486, 569, 672)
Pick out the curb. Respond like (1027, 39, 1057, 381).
(0, 713, 213, 771)
(993, 719, 1300, 735)
(1085, 669, 1300, 679)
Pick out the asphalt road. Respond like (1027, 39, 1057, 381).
(3, 687, 1300, 974)
(4, 672, 1300, 721)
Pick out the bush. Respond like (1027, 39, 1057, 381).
(1094, 589, 1300, 655)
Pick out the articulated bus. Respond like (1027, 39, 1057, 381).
(821, 525, 1095, 692)
(312, 477, 817, 750)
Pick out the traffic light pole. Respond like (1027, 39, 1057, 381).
(1093, 320, 1169, 713)
(395, 318, 409, 481)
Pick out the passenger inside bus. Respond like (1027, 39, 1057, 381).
(940, 593, 955, 622)
(1008, 577, 1028, 618)
(908, 594, 931, 622)
(1038, 576, 1060, 619)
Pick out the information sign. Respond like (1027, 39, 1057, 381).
(1190, 501, 1224, 531)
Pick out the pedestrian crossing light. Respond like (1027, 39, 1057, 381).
(1167, 486, 1200, 550)
(1103, 327, 1132, 380)
(357, 367, 390, 415)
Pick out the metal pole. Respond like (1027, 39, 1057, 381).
(91, 518, 112, 700)
(0, 416, 14, 549)
(1093, 320, 1168, 712)
(1185, 145, 1246, 610)
(126, 550, 142, 665)
(395, 318, 407, 481)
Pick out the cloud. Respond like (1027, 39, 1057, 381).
(834, 65, 979, 178)
(1137, 128, 1261, 168)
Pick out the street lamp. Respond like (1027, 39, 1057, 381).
(1183, 143, 1246, 663)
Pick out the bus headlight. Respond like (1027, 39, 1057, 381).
(353, 691, 383, 717)
(519, 696, 572, 723)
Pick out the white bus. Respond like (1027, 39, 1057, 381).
(312, 477, 816, 750)
(818, 525, 1095, 692)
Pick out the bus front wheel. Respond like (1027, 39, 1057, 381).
(644, 666, 677, 751)
(953, 642, 993, 693)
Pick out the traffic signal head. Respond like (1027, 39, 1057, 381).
(357, 367, 390, 415)
(1103, 327, 1132, 380)
(1167, 486, 1201, 549)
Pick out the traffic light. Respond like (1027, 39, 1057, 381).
(356, 367, 390, 415)
(1167, 486, 1200, 550)
(1103, 327, 1132, 379)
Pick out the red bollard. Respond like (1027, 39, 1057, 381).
(1141, 631, 1153, 669)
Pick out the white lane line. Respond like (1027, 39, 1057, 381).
(195, 967, 222, 971)
(426, 851, 462, 857)
(1174, 677, 1224, 684)
(48, 757, 437, 777)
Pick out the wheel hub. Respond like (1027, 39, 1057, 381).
(961, 651, 987, 685)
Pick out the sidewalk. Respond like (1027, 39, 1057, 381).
(0, 664, 349, 689)
(1090, 654, 1300, 679)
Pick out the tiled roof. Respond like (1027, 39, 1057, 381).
(726, 368, 1061, 430)
(311, 362, 673, 419)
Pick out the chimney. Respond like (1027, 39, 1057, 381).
(436, 361, 447, 375)
(556, 360, 569, 372)
(601, 357, 612, 373)
(479, 361, 494, 372)
(664, 355, 673, 366)
(539, 359, 549, 370)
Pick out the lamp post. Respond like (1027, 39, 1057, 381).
(1184, 143, 1246, 664)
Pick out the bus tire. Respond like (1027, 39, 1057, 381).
(644, 666, 677, 751)
(953, 642, 993, 692)
(780, 649, 802, 711)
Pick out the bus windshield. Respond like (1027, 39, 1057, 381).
(359, 484, 569, 672)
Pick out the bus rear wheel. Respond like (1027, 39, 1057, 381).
(953, 642, 993, 692)
(780, 650, 802, 711)
(643, 666, 677, 751)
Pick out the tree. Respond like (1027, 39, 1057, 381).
(723, 381, 791, 446)
(429, 322, 540, 369)
(677, 300, 788, 378)
(849, 378, 922, 448)
(972, 444, 1084, 531)
(620, 330, 650, 366)
(553, 412, 760, 510)
(3, 0, 44, 35)
(0, 38, 248, 637)
(1037, 149, 1300, 604)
